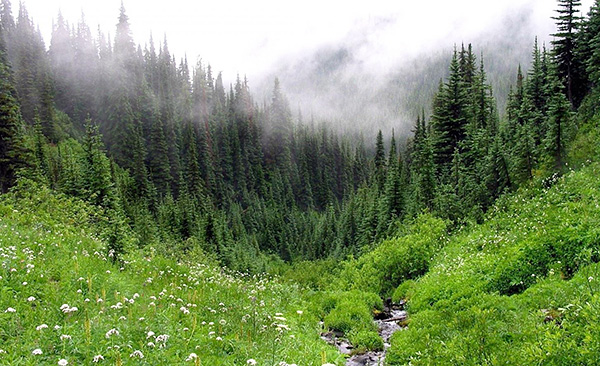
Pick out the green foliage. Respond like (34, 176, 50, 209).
(339, 214, 447, 296)
(347, 330, 383, 353)
(385, 161, 600, 365)
(392, 279, 416, 303)
(0, 179, 347, 366)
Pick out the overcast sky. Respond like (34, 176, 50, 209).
(19, 0, 595, 83)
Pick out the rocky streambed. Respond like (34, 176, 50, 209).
(321, 305, 407, 366)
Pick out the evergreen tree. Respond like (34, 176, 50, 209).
(82, 118, 117, 209)
(583, 0, 600, 87)
(431, 49, 470, 172)
(409, 114, 435, 214)
(552, 0, 585, 107)
(373, 129, 386, 191)
(0, 24, 29, 193)
(544, 70, 575, 171)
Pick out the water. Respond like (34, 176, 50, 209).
(322, 308, 407, 366)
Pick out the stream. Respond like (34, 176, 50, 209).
(321, 304, 407, 366)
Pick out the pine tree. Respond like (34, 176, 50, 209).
(552, 0, 585, 107)
(583, 0, 600, 87)
(544, 70, 575, 172)
(409, 114, 435, 214)
(0, 24, 29, 193)
(82, 118, 117, 209)
(147, 105, 172, 196)
(374, 129, 386, 191)
(431, 49, 470, 171)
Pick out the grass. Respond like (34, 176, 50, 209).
(0, 181, 346, 366)
(386, 162, 600, 365)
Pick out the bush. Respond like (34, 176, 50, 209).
(339, 214, 448, 296)
(348, 330, 384, 352)
(324, 299, 374, 333)
(392, 279, 416, 303)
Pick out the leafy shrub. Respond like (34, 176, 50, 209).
(348, 330, 384, 352)
(339, 214, 447, 296)
(324, 299, 374, 333)
(392, 279, 416, 303)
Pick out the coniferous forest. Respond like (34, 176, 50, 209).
(2, 0, 600, 365)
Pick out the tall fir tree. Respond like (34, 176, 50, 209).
(552, 0, 585, 107)
(0, 24, 29, 193)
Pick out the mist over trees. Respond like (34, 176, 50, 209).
(0, 0, 596, 271)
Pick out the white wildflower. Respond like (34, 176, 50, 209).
(105, 328, 119, 338)
(32, 348, 43, 355)
(129, 350, 144, 359)
(185, 353, 198, 361)
(155, 334, 169, 344)
(247, 359, 257, 365)
(5, 307, 16, 313)
(27, 296, 36, 302)
(58, 359, 68, 366)
(36, 324, 48, 331)
(92, 355, 104, 362)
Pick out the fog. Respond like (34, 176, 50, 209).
(21, 0, 596, 135)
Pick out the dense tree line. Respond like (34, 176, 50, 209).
(0, 0, 596, 270)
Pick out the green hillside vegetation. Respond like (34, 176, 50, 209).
(0, 181, 345, 365)
(3, 0, 600, 364)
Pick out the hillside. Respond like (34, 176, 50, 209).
(2, 0, 600, 364)
(0, 182, 344, 365)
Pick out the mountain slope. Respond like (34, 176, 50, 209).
(0, 181, 344, 365)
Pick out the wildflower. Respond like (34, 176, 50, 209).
(180, 306, 190, 314)
(247, 359, 257, 365)
(156, 334, 170, 344)
(105, 328, 119, 338)
(296, 310, 303, 315)
(147, 342, 156, 348)
(5, 307, 16, 313)
(93, 355, 104, 362)
(60, 334, 72, 340)
(219, 319, 227, 325)
(147, 331, 155, 339)
(32, 348, 43, 355)
(58, 359, 68, 366)
(129, 350, 144, 359)
(27, 296, 36, 302)
(216, 336, 223, 341)
(36, 324, 48, 331)
(0, 349, 6, 354)
(186, 353, 198, 361)
(589, 276, 594, 282)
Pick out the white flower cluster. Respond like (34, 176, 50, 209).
(60, 304, 78, 314)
